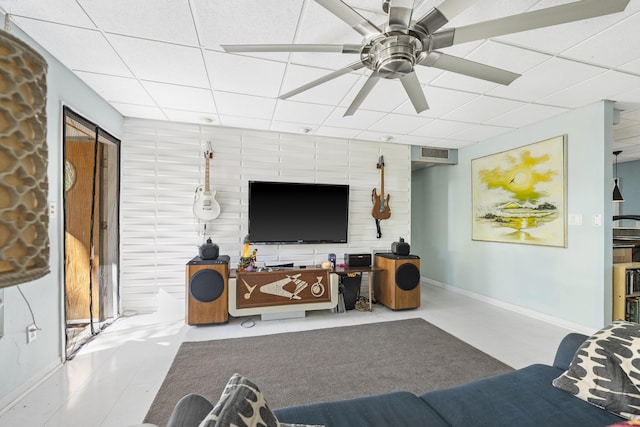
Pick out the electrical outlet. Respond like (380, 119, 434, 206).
(27, 324, 37, 343)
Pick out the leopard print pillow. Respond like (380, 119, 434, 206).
(553, 321, 640, 420)
(199, 373, 322, 427)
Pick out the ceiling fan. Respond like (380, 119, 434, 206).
(222, 0, 630, 116)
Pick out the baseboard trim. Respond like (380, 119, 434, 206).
(423, 277, 597, 336)
(0, 358, 63, 416)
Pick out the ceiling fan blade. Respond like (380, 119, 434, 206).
(280, 61, 366, 100)
(414, 0, 476, 34)
(345, 72, 381, 116)
(387, 0, 415, 31)
(221, 44, 361, 54)
(419, 51, 520, 85)
(315, 0, 382, 38)
(400, 71, 429, 113)
(452, 0, 630, 45)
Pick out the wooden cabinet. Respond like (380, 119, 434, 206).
(228, 269, 339, 317)
(612, 262, 640, 321)
(614, 247, 633, 263)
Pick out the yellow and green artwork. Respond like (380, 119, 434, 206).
(472, 135, 566, 247)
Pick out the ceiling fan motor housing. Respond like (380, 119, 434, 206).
(366, 34, 423, 79)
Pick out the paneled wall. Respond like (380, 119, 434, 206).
(121, 118, 411, 313)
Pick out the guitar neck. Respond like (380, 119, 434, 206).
(204, 156, 210, 193)
(380, 166, 385, 198)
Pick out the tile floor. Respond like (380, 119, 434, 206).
(0, 283, 577, 427)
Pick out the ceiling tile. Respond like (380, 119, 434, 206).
(280, 64, 362, 105)
(411, 119, 475, 139)
(273, 100, 335, 125)
(620, 57, 640, 75)
(162, 109, 219, 125)
(450, 124, 512, 142)
(296, 0, 366, 44)
(464, 40, 549, 74)
(75, 72, 155, 105)
(219, 115, 271, 130)
(108, 34, 208, 87)
(313, 126, 362, 140)
(429, 66, 500, 94)
(488, 57, 606, 102)
(367, 113, 433, 134)
(561, 7, 640, 67)
(12, 18, 131, 77)
(392, 134, 442, 147)
(540, 70, 640, 108)
(394, 86, 479, 117)
(193, 0, 303, 48)
(446, 0, 537, 28)
(80, 0, 199, 45)
(111, 103, 164, 120)
(355, 130, 404, 143)
(339, 77, 416, 112)
(322, 108, 386, 130)
(214, 92, 277, 120)
(443, 96, 526, 123)
(4, 0, 95, 28)
(485, 103, 569, 128)
(497, 0, 640, 55)
(269, 121, 317, 135)
(205, 51, 286, 98)
(143, 81, 215, 112)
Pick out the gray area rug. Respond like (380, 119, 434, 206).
(145, 318, 512, 426)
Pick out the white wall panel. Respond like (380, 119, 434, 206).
(120, 118, 411, 313)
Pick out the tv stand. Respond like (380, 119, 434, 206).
(228, 267, 339, 317)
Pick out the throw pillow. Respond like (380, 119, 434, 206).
(553, 321, 640, 420)
(199, 373, 322, 427)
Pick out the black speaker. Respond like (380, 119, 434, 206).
(199, 238, 219, 260)
(186, 256, 229, 325)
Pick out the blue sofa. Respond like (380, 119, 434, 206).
(166, 332, 626, 427)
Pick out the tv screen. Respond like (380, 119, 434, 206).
(248, 181, 349, 244)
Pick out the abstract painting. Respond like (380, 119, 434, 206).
(472, 135, 567, 247)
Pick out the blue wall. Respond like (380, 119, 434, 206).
(412, 101, 614, 331)
(0, 18, 124, 408)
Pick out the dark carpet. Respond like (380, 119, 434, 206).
(144, 318, 512, 426)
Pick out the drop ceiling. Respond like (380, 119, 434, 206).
(2, 0, 640, 162)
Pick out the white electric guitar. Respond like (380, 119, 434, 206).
(193, 150, 221, 221)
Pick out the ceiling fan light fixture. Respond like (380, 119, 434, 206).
(222, 0, 631, 117)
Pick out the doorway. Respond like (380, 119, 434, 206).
(63, 107, 120, 358)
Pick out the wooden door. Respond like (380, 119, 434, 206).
(64, 139, 101, 321)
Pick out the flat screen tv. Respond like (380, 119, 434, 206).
(248, 181, 349, 244)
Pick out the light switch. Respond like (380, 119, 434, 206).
(593, 214, 602, 226)
(568, 214, 583, 226)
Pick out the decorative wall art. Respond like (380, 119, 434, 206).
(235, 269, 331, 309)
(0, 28, 50, 288)
(472, 135, 567, 247)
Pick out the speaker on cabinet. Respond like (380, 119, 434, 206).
(186, 256, 230, 325)
(374, 253, 421, 310)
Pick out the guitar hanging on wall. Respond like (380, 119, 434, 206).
(193, 149, 221, 221)
(372, 155, 390, 238)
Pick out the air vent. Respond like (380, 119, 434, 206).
(421, 147, 449, 159)
(411, 145, 458, 169)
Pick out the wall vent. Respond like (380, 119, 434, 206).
(411, 145, 458, 169)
